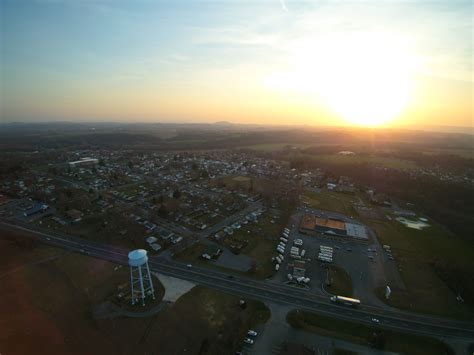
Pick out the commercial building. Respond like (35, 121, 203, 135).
(299, 213, 368, 240)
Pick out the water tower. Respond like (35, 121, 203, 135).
(128, 249, 155, 306)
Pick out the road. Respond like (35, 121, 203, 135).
(1, 219, 473, 342)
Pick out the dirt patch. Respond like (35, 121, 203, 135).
(154, 273, 195, 302)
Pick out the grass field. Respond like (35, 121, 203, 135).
(287, 310, 454, 355)
(243, 143, 318, 151)
(302, 189, 359, 217)
(299, 153, 417, 170)
(325, 265, 353, 297)
(0, 232, 270, 354)
(422, 148, 474, 159)
(366, 218, 474, 319)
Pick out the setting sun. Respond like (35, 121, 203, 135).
(267, 33, 420, 126)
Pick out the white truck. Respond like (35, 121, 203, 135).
(330, 295, 361, 307)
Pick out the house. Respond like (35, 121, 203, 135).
(66, 209, 83, 223)
(23, 203, 49, 217)
(150, 243, 162, 251)
(201, 244, 222, 260)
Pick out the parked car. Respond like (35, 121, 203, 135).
(247, 330, 257, 336)
(244, 338, 254, 345)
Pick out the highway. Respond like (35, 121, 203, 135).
(1, 219, 474, 341)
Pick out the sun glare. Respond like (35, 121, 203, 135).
(267, 32, 419, 126)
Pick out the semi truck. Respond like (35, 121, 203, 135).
(330, 295, 361, 307)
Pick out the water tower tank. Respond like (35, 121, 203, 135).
(128, 249, 148, 266)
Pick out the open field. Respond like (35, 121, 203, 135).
(243, 143, 320, 151)
(287, 310, 454, 355)
(422, 148, 474, 159)
(366, 221, 474, 319)
(284, 150, 420, 170)
(365, 218, 474, 319)
(0, 232, 270, 354)
(302, 189, 359, 217)
(306, 153, 419, 170)
(325, 265, 353, 297)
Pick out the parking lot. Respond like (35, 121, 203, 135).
(269, 208, 404, 307)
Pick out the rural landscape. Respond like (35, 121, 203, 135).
(0, 123, 473, 354)
(1, 0, 473, 354)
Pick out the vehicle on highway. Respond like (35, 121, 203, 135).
(372, 318, 380, 323)
(46, 237, 51, 241)
(244, 338, 254, 345)
(330, 295, 361, 307)
(247, 330, 257, 336)
(186, 264, 193, 268)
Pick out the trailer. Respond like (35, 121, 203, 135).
(330, 295, 361, 307)
(319, 252, 333, 257)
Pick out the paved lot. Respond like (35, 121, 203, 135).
(154, 273, 196, 302)
(269, 208, 405, 308)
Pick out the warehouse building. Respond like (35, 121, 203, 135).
(299, 213, 368, 240)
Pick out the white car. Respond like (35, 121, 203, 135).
(186, 264, 193, 268)
(244, 338, 254, 345)
(247, 330, 257, 336)
(371, 318, 380, 323)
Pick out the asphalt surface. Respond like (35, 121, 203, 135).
(1, 219, 474, 342)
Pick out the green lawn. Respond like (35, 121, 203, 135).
(287, 310, 454, 355)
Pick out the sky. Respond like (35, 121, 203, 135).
(0, 0, 472, 127)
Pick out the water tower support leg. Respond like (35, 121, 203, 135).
(130, 266, 135, 305)
(138, 266, 146, 306)
(146, 263, 155, 299)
